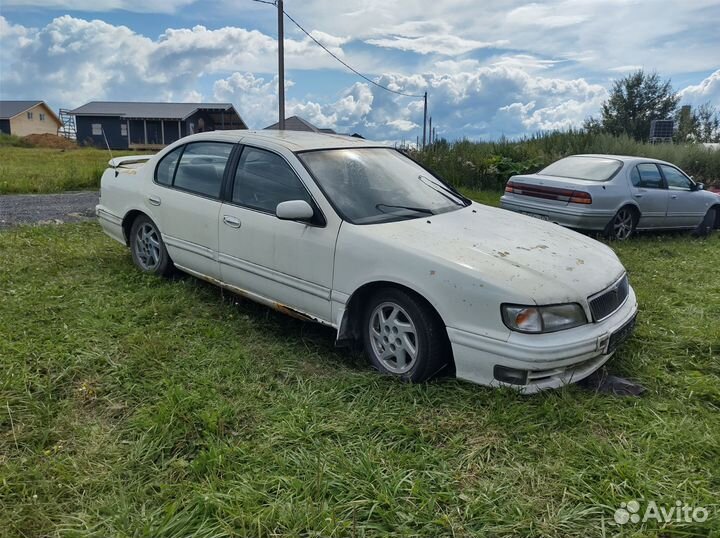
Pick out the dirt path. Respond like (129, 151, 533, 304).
(0, 191, 99, 228)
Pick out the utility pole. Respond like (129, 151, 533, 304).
(277, 0, 285, 129)
(428, 116, 432, 146)
(422, 91, 427, 149)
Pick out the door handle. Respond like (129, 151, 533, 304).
(223, 215, 242, 228)
(633, 194, 643, 198)
(671, 194, 678, 199)
(148, 196, 161, 206)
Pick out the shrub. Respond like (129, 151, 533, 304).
(414, 130, 720, 190)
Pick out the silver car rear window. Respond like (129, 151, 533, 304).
(538, 156, 623, 181)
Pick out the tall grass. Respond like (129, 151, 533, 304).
(415, 131, 720, 190)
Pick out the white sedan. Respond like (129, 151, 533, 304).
(97, 131, 638, 392)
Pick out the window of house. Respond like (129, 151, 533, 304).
(27, 112, 33, 120)
(39, 113, 46, 121)
(173, 142, 233, 198)
(120, 124, 128, 137)
(91, 123, 102, 136)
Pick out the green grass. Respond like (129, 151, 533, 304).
(0, 146, 149, 195)
(1, 200, 719, 537)
(0, 146, 108, 194)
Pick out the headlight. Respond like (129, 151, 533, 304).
(501, 303, 587, 333)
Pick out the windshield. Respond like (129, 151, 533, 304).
(298, 148, 468, 224)
(538, 156, 623, 181)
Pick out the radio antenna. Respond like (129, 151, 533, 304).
(101, 127, 115, 165)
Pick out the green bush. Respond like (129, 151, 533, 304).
(414, 131, 720, 190)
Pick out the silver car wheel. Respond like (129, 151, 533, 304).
(612, 209, 634, 240)
(134, 222, 161, 270)
(368, 301, 419, 374)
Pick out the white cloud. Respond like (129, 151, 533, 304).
(2, 0, 194, 13)
(366, 35, 507, 56)
(679, 69, 720, 106)
(0, 15, 350, 109)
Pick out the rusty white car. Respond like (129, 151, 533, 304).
(500, 154, 719, 240)
(97, 131, 638, 392)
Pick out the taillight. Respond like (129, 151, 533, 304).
(504, 180, 591, 204)
(569, 191, 592, 204)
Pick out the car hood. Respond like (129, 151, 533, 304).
(369, 202, 626, 304)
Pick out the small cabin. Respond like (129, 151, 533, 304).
(68, 101, 247, 150)
(0, 101, 62, 137)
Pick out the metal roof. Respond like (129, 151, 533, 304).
(264, 115, 336, 134)
(68, 101, 239, 121)
(0, 100, 44, 119)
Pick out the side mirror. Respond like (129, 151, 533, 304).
(696, 182, 705, 191)
(276, 200, 314, 221)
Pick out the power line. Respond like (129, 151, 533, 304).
(254, 1, 425, 99)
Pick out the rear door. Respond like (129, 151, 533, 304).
(629, 163, 668, 228)
(150, 141, 234, 279)
(659, 164, 705, 228)
(217, 145, 340, 323)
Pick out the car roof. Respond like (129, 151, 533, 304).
(571, 154, 675, 166)
(181, 129, 387, 151)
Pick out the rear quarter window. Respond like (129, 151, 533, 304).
(155, 146, 183, 186)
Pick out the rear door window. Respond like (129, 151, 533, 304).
(634, 164, 664, 189)
(173, 142, 233, 199)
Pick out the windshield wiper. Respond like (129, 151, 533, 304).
(417, 174, 467, 206)
(375, 203, 434, 215)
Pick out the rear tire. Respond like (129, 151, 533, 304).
(693, 207, 716, 237)
(362, 288, 449, 383)
(605, 207, 637, 241)
(129, 215, 174, 276)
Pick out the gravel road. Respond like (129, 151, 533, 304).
(0, 191, 99, 228)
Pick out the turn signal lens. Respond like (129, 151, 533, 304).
(569, 191, 592, 204)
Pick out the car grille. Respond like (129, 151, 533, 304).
(589, 274, 629, 321)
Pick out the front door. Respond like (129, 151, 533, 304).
(218, 145, 339, 323)
(630, 163, 668, 229)
(659, 164, 705, 228)
(149, 141, 234, 278)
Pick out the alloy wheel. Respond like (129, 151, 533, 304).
(612, 209, 634, 240)
(134, 223, 162, 270)
(368, 301, 419, 374)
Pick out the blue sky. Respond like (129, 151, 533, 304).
(1, 0, 719, 142)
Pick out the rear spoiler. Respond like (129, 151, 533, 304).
(109, 155, 152, 168)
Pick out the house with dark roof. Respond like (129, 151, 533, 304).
(264, 115, 336, 134)
(0, 101, 62, 137)
(68, 101, 247, 150)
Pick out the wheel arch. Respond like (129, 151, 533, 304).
(336, 280, 454, 369)
(121, 209, 150, 246)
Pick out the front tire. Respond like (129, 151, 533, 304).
(606, 207, 637, 241)
(129, 215, 173, 276)
(693, 207, 716, 237)
(362, 288, 449, 382)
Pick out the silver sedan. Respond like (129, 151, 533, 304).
(500, 154, 719, 240)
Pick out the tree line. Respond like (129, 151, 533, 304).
(584, 70, 719, 143)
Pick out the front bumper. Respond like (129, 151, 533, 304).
(500, 195, 615, 231)
(448, 286, 638, 393)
